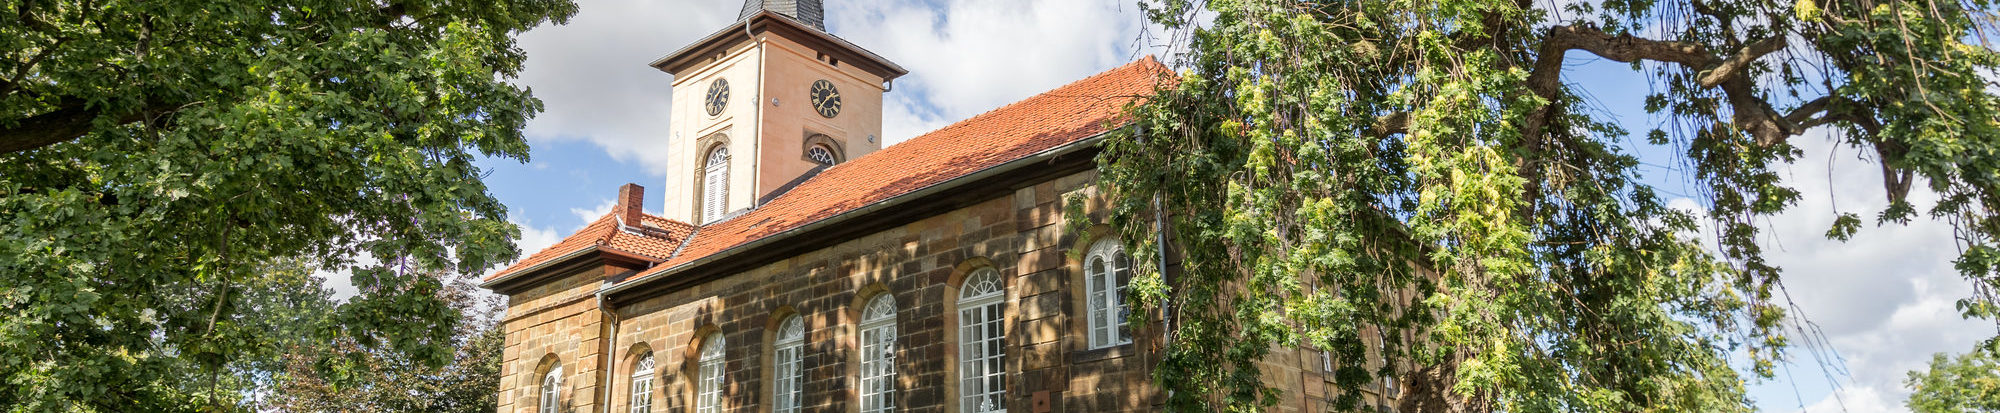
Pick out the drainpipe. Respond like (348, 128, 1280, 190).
(1154, 192, 1177, 410)
(598, 288, 622, 412)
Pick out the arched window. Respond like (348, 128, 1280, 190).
(696, 333, 726, 413)
(702, 146, 730, 223)
(772, 316, 805, 413)
(806, 144, 838, 165)
(1085, 239, 1133, 349)
(629, 353, 655, 413)
(859, 294, 898, 413)
(539, 364, 563, 413)
(958, 268, 1007, 412)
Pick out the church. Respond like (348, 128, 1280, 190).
(481, 1, 1382, 412)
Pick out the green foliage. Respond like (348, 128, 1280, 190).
(1908, 346, 2000, 413)
(1093, 0, 2000, 411)
(261, 266, 507, 413)
(0, 0, 574, 410)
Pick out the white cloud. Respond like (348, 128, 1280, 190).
(513, 0, 1171, 164)
(496, 217, 565, 276)
(569, 198, 617, 228)
(1732, 132, 1989, 412)
(513, 0, 739, 176)
(831, 0, 1171, 143)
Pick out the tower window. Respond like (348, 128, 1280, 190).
(807, 145, 837, 166)
(702, 146, 730, 223)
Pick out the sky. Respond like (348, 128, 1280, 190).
(452, 0, 1988, 411)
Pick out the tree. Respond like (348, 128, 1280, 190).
(261, 267, 507, 413)
(1908, 346, 2000, 413)
(0, 0, 574, 410)
(1095, 0, 2000, 411)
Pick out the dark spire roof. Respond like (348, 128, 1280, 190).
(739, 0, 824, 31)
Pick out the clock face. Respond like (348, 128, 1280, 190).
(809, 79, 841, 118)
(705, 78, 730, 116)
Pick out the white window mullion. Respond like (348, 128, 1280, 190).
(958, 269, 1007, 413)
(540, 365, 563, 413)
(860, 295, 898, 413)
(697, 333, 726, 413)
(1087, 240, 1132, 349)
(630, 355, 655, 413)
(774, 316, 804, 413)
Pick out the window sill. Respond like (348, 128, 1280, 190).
(1070, 342, 1136, 363)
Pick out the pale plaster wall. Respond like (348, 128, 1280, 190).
(661, 29, 891, 224)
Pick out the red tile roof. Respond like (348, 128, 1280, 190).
(485, 212, 695, 281)
(484, 56, 1170, 286)
(624, 56, 1171, 283)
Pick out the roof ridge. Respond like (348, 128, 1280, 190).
(748, 57, 1168, 209)
(899, 56, 1167, 145)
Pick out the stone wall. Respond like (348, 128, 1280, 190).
(499, 169, 1381, 413)
(498, 262, 617, 413)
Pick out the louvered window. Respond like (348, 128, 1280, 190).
(703, 146, 730, 223)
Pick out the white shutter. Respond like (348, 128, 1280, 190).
(703, 147, 729, 223)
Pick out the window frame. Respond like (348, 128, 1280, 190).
(772, 315, 805, 413)
(629, 353, 654, 413)
(540, 364, 563, 413)
(859, 294, 898, 413)
(696, 333, 726, 413)
(957, 268, 1008, 413)
(702, 145, 730, 223)
(1084, 239, 1133, 349)
(806, 144, 838, 165)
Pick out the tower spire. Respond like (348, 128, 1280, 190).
(739, 0, 824, 31)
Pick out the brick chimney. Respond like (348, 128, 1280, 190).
(618, 183, 645, 227)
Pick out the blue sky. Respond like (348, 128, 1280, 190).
(466, 1, 1985, 411)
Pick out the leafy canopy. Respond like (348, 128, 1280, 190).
(1094, 0, 2000, 411)
(1908, 346, 2000, 413)
(0, 0, 573, 410)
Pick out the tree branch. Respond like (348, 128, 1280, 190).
(1524, 24, 1808, 147)
(1700, 35, 1788, 88)
(0, 104, 105, 155)
(0, 98, 180, 155)
(1373, 112, 1409, 136)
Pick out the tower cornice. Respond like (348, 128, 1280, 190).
(649, 10, 906, 82)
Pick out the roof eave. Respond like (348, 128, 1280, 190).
(648, 10, 907, 81)
(478, 245, 600, 289)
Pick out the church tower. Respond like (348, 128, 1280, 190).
(652, 0, 906, 224)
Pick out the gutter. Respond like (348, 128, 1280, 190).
(479, 243, 667, 290)
(601, 131, 1111, 297)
